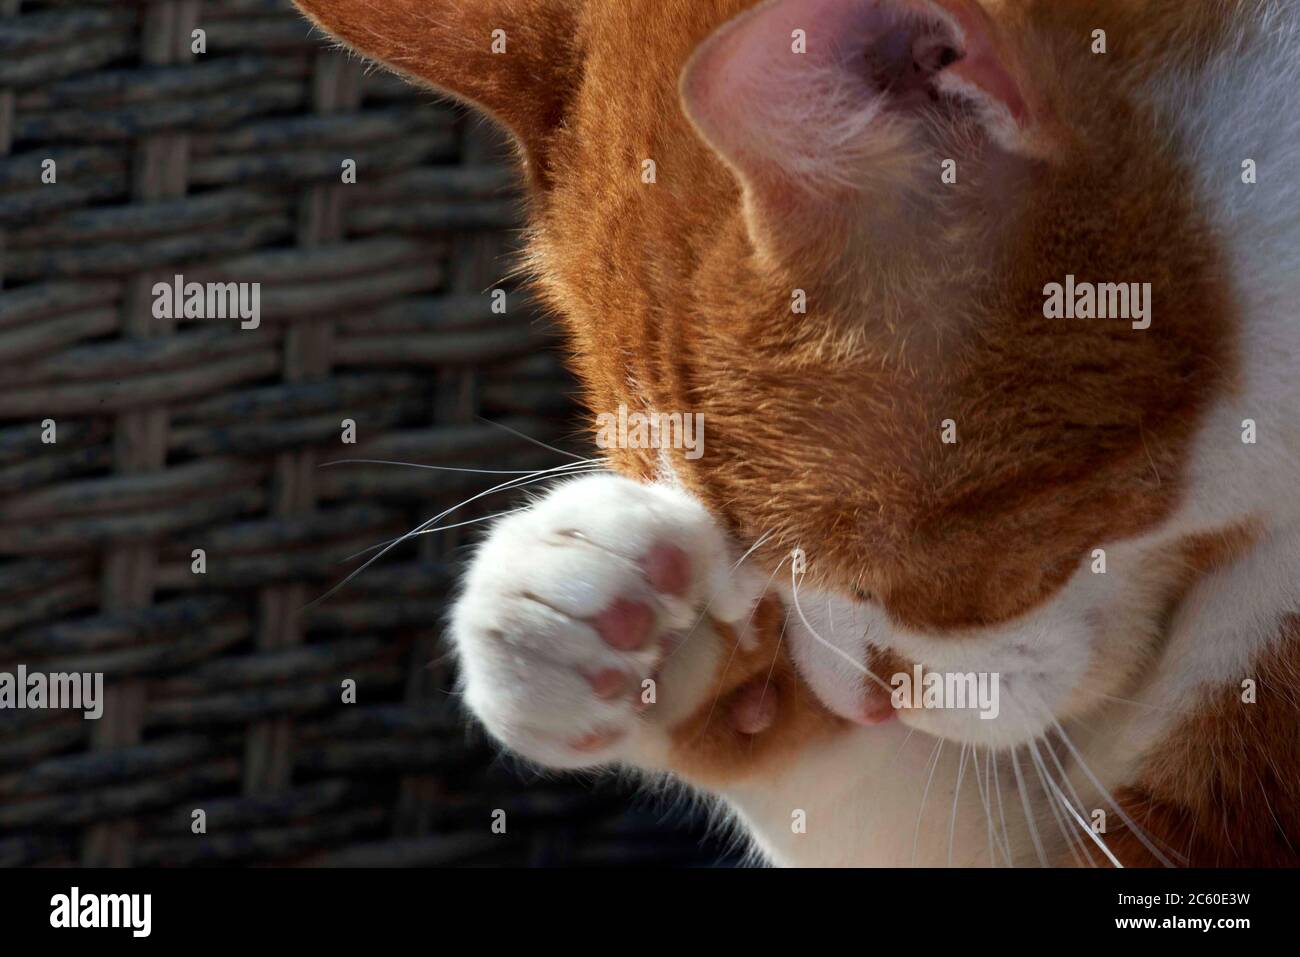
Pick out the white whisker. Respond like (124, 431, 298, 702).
(949, 742, 969, 867)
(1028, 738, 1086, 867)
(342, 507, 531, 562)
(1034, 738, 1121, 867)
(1011, 748, 1049, 867)
(971, 746, 998, 867)
(475, 416, 591, 462)
(732, 529, 775, 570)
(912, 737, 945, 866)
(320, 458, 595, 475)
(789, 565, 893, 692)
(1040, 733, 1113, 868)
(307, 459, 601, 608)
(992, 751, 1016, 867)
(1050, 718, 1177, 867)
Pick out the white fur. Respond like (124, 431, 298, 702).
(1107, 523, 1300, 769)
(1143, 0, 1300, 540)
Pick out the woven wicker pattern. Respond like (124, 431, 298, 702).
(0, 0, 723, 867)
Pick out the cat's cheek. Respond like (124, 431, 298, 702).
(780, 588, 903, 726)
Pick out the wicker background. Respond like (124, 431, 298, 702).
(0, 0, 727, 866)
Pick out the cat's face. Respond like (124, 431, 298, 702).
(296, 0, 1239, 747)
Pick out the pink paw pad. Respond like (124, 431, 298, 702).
(584, 668, 630, 699)
(640, 543, 692, 597)
(591, 598, 655, 651)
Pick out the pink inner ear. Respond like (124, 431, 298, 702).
(920, 0, 1030, 124)
(711, 0, 906, 77)
(681, 0, 1034, 181)
(681, 0, 905, 174)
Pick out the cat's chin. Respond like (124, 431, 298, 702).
(895, 708, 1047, 752)
(888, 649, 1104, 753)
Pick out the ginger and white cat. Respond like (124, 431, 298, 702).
(294, 0, 1300, 866)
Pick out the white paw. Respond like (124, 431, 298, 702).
(448, 474, 762, 769)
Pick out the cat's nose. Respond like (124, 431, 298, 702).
(856, 698, 898, 726)
(855, 679, 899, 726)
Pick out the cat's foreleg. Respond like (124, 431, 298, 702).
(448, 473, 843, 777)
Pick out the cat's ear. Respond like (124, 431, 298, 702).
(293, 0, 576, 183)
(680, 0, 1057, 244)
